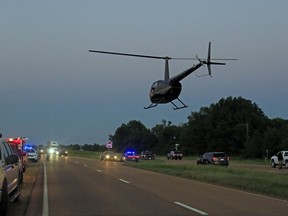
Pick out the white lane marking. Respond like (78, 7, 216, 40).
(42, 162, 49, 216)
(174, 201, 208, 215)
(119, 179, 130, 184)
(96, 169, 102, 172)
(84, 164, 88, 167)
(75, 161, 80, 164)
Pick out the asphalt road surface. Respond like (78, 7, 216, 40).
(26, 155, 288, 216)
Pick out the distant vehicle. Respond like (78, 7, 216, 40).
(0, 138, 21, 215)
(48, 147, 58, 154)
(58, 149, 68, 157)
(47, 141, 59, 154)
(39, 148, 45, 154)
(196, 152, 229, 167)
(270, 151, 288, 168)
(100, 151, 124, 162)
(140, 151, 155, 160)
(123, 151, 140, 162)
(26, 149, 38, 162)
(6, 137, 28, 173)
(167, 150, 183, 160)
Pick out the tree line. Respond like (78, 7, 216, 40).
(66, 96, 288, 158)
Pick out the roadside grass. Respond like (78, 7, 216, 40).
(70, 151, 288, 200)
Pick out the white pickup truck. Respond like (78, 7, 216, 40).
(270, 151, 288, 168)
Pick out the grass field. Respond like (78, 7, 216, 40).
(69, 150, 288, 200)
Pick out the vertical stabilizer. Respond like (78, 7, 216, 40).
(164, 59, 169, 80)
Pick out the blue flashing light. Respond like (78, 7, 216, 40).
(24, 145, 33, 150)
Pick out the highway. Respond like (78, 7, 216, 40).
(26, 155, 288, 216)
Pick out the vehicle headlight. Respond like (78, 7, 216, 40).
(105, 155, 110, 159)
(49, 148, 54, 154)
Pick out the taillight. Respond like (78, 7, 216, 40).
(212, 157, 217, 161)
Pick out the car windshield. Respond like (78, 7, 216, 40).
(213, 153, 227, 157)
(27, 149, 36, 153)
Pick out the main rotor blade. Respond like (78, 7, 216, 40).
(172, 57, 238, 60)
(89, 50, 237, 61)
(89, 50, 170, 60)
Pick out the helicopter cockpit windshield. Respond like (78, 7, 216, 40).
(149, 82, 157, 97)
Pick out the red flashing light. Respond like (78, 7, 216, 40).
(6, 137, 25, 145)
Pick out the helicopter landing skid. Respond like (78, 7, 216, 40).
(171, 98, 188, 110)
(144, 103, 158, 109)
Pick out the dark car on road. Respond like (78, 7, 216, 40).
(58, 149, 68, 157)
(100, 151, 124, 162)
(197, 152, 229, 166)
(167, 150, 183, 160)
(140, 151, 155, 160)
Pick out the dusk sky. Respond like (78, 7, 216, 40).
(1, 1, 287, 146)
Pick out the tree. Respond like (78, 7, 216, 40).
(183, 96, 269, 156)
(151, 120, 181, 154)
(110, 120, 157, 153)
(108, 96, 288, 158)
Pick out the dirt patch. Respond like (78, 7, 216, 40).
(7, 161, 40, 216)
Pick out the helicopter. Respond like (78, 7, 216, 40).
(89, 42, 236, 110)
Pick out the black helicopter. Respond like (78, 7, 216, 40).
(89, 42, 236, 110)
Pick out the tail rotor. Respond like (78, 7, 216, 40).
(198, 42, 226, 76)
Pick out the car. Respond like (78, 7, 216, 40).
(123, 151, 140, 162)
(167, 150, 183, 160)
(140, 151, 155, 160)
(270, 151, 288, 168)
(39, 148, 45, 154)
(6, 137, 28, 173)
(26, 149, 38, 162)
(100, 151, 124, 162)
(58, 149, 68, 157)
(197, 152, 229, 166)
(0, 137, 21, 215)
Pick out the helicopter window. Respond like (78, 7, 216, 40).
(152, 82, 157, 88)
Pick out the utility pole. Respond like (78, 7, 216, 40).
(246, 123, 249, 143)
